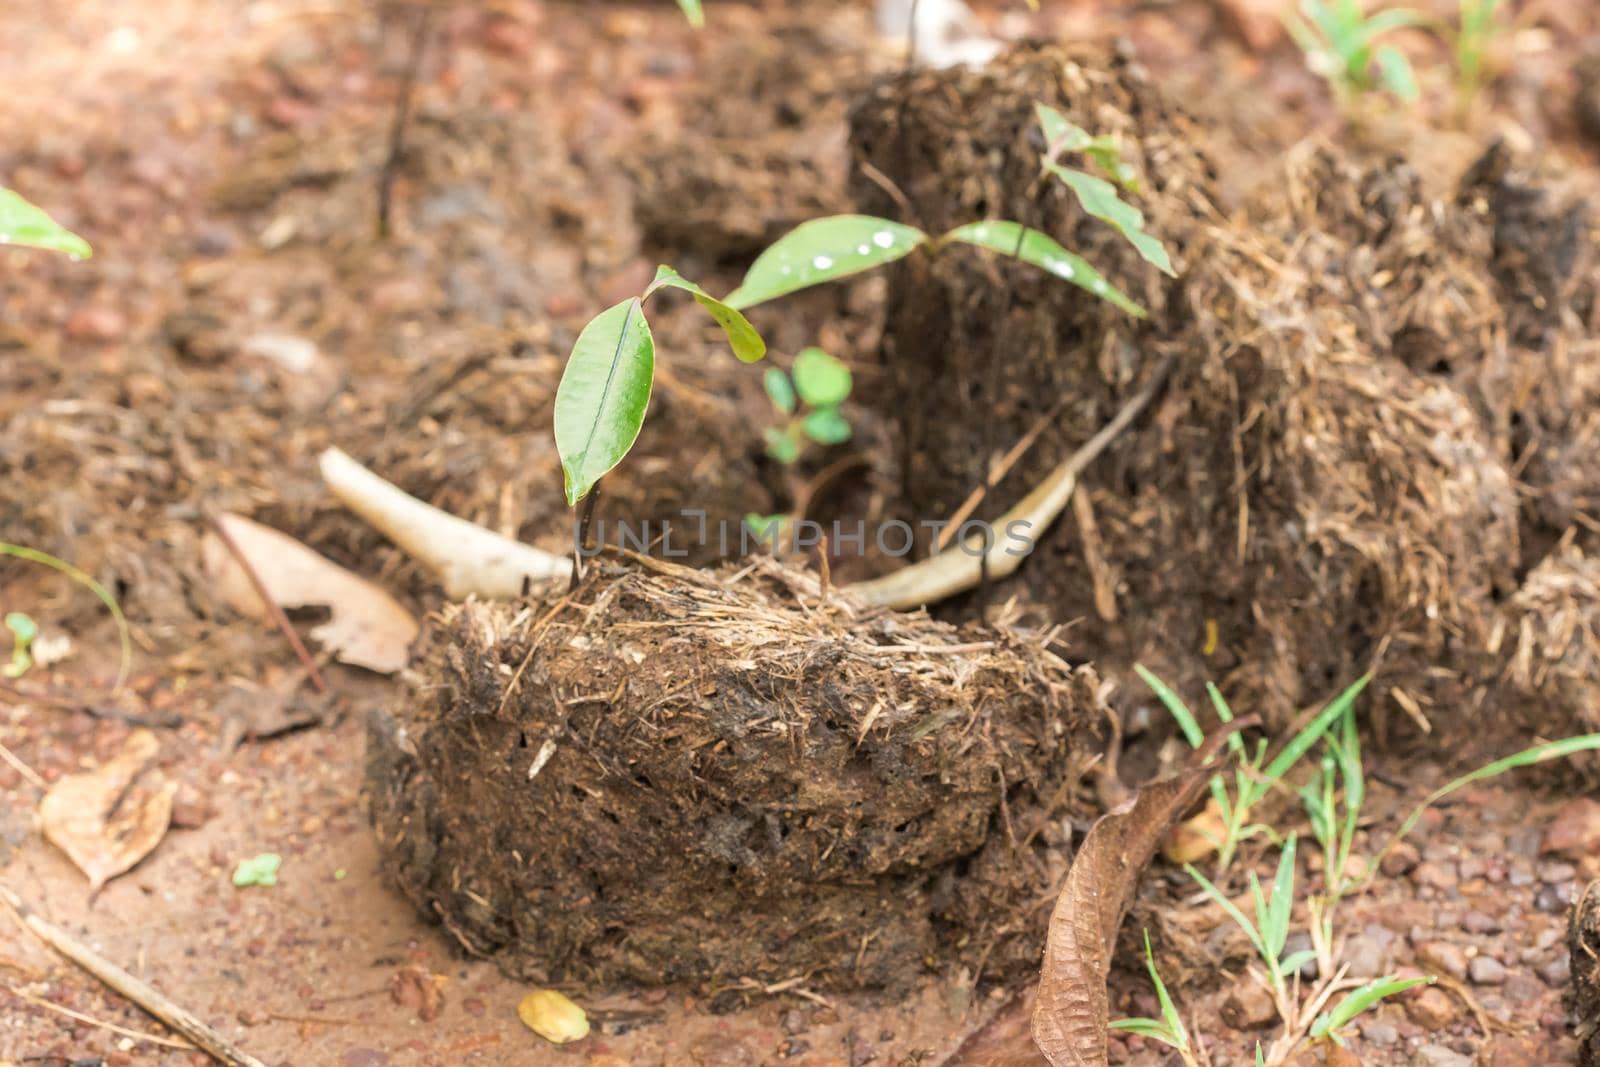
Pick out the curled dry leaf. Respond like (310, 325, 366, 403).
(39, 730, 175, 892)
(201, 512, 418, 673)
(1030, 728, 1244, 1067)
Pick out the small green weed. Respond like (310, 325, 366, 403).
(1109, 930, 1199, 1067)
(1284, 0, 1427, 105)
(0, 187, 91, 258)
(0, 543, 130, 691)
(1454, 0, 1504, 109)
(1136, 665, 1369, 872)
(762, 347, 853, 464)
(3, 613, 37, 679)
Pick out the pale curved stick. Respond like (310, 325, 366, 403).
(844, 356, 1173, 610)
(318, 447, 571, 599)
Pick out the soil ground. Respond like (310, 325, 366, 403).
(3, 1, 1599, 1065)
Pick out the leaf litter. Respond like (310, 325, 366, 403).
(39, 730, 175, 893)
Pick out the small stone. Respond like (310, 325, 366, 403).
(1412, 861, 1457, 890)
(1538, 955, 1571, 986)
(1535, 883, 1574, 913)
(1410, 1046, 1471, 1067)
(1360, 1017, 1400, 1045)
(1414, 940, 1469, 981)
(1545, 797, 1600, 857)
(1325, 1046, 1361, 1067)
(1220, 980, 1277, 1030)
(1381, 841, 1420, 877)
(1456, 855, 1487, 882)
(1341, 931, 1388, 979)
(1461, 909, 1502, 935)
(1477, 1034, 1546, 1067)
(1283, 931, 1318, 979)
(1537, 860, 1577, 884)
(1468, 955, 1507, 985)
(1508, 863, 1535, 887)
(1405, 986, 1458, 1029)
(66, 306, 126, 343)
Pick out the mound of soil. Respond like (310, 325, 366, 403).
(368, 556, 1102, 994)
(849, 44, 1599, 745)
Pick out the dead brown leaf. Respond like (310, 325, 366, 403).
(1030, 728, 1244, 1067)
(39, 730, 176, 892)
(200, 512, 418, 673)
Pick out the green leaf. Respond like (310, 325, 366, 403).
(4, 612, 37, 679)
(1043, 162, 1174, 276)
(764, 368, 797, 415)
(1264, 835, 1298, 959)
(1279, 948, 1318, 977)
(1374, 44, 1419, 101)
(1142, 930, 1189, 1049)
(802, 407, 852, 445)
(0, 188, 91, 258)
(1107, 1019, 1186, 1051)
(791, 347, 852, 408)
(942, 221, 1146, 318)
(1311, 975, 1432, 1039)
(0, 543, 131, 692)
(1135, 664, 1205, 748)
(764, 426, 800, 464)
(233, 853, 282, 888)
(724, 216, 927, 310)
(1034, 104, 1139, 189)
(1186, 864, 1267, 959)
(647, 265, 766, 363)
(1260, 675, 1370, 786)
(675, 0, 704, 26)
(744, 513, 785, 539)
(554, 298, 655, 505)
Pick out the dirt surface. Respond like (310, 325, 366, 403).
(3, 0, 1600, 1064)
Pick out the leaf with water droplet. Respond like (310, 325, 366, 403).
(943, 221, 1145, 318)
(1042, 162, 1174, 277)
(791, 347, 852, 408)
(646, 265, 766, 363)
(0, 188, 91, 258)
(724, 215, 927, 310)
(554, 298, 655, 505)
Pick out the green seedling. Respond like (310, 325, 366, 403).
(1137, 665, 1370, 872)
(3, 613, 37, 679)
(675, 0, 703, 27)
(1310, 975, 1432, 1045)
(762, 347, 853, 464)
(1284, 0, 1428, 105)
(1188, 836, 1311, 1007)
(0, 544, 130, 691)
(1299, 700, 1363, 972)
(1110, 930, 1200, 1067)
(0, 187, 91, 258)
(232, 852, 282, 888)
(554, 264, 766, 507)
(559, 192, 1170, 514)
(1453, 0, 1503, 110)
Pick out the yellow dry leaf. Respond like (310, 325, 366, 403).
(1161, 797, 1225, 865)
(517, 989, 589, 1044)
(39, 730, 175, 892)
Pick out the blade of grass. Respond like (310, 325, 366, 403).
(0, 544, 131, 692)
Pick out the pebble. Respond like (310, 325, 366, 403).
(1461, 909, 1502, 935)
(1220, 980, 1277, 1030)
(66, 306, 127, 343)
(1539, 954, 1571, 987)
(1468, 954, 1507, 985)
(1537, 860, 1577, 884)
(1282, 931, 1317, 979)
(1340, 930, 1389, 979)
(1535, 883, 1574, 913)
(1478, 1034, 1550, 1067)
(1381, 841, 1420, 877)
(1360, 1017, 1400, 1045)
(1412, 861, 1457, 890)
(1410, 1045, 1471, 1067)
(1405, 986, 1458, 1029)
(1542, 797, 1600, 856)
(1413, 940, 1468, 981)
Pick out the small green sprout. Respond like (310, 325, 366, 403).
(1137, 666, 1370, 872)
(762, 347, 853, 463)
(0, 187, 91, 258)
(1454, 0, 1504, 111)
(1310, 975, 1432, 1045)
(0, 544, 130, 691)
(1299, 701, 1364, 971)
(3, 612, 38, 678)
(674, 0, 703, 27)
(1110, 930, 1200, 1067)
(1187, 837, 1312, 1006)
(233, 853, 282, 888)
(1284, 0, 1428, 106)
